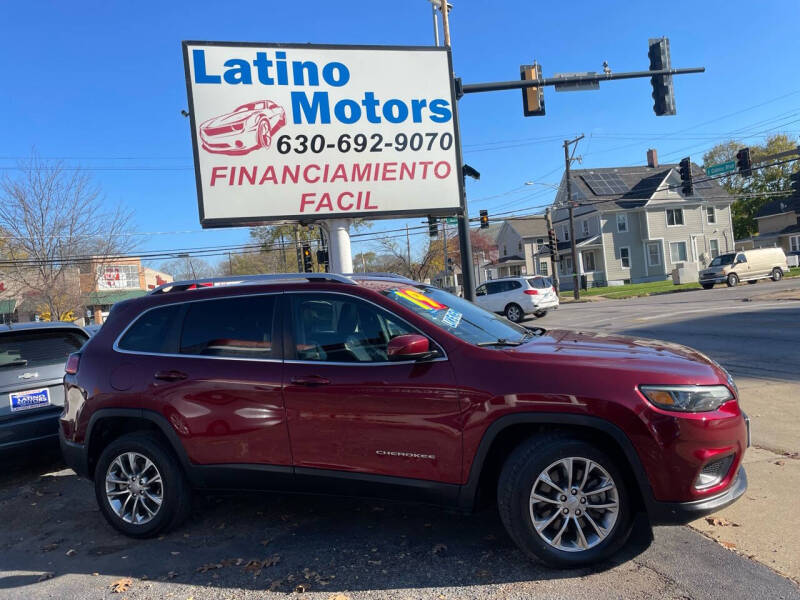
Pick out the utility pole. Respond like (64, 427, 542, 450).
(442, 219, 448, 290)
(563, 135, 584, 300)
(294, 225, 303, 273)
(545, 207, 560, 293)
(431, 2, 440, 46)
(406, 224, 412, 275)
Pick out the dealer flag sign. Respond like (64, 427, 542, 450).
(182, 41, 463, 227)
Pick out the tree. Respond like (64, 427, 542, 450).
(0, 154, 133, 320)
(703, 134, 799, 240)
(376, 235, 442, 281)
(158, 256, 216, 281)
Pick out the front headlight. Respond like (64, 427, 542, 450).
(639, 385, 734, 412)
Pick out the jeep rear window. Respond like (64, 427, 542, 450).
(0, 329, 87, 369)
(117, 304, 181, 354)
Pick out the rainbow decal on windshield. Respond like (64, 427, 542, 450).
(393, 289, 447, 311)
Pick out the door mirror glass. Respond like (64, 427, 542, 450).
(387, 334, 433, 361)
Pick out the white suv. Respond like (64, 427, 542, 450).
(474, 276, 559, 323)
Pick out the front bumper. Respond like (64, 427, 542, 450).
(0, 408, 60, 453)
(699, 274, 727, 283)
(648, 466, 747, 525)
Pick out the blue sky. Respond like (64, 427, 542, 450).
(2, 0, 798, 266)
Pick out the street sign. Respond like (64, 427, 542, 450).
(553, 72, 600, 92)
(705, 161, 736, 176)
(445, 217, 458, 224)
(183, 42, 462, 228)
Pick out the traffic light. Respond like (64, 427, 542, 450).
(316, 249, 329, 272)
(791, 170, 800, 197)
(679, 157, 694, 196)
(446, 257, 454, 273)
(428, 216, 438, 238)
(301, 243, 313, 273)
(648, 37, 676, 116)
(547, 228, 558, 259)
(479, 209, 489, 229)
(736, 147, 753, 178)
(520, 61, 545, 117)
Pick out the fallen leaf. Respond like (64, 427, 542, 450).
(328, 594, 351, 600)
(705, 517, 740, 527)
(269, 579, 283, 591)
(110, 577, 133, 593)
(775, 460, 785, 466)
(196, 563, 223, 573)
(260, 539, 271, 546)
(171, 551, 181, 556)
(719, 541, 737, 550)
(37, 572, 54, 582)
(65, 549, 76, 557)
(432, 543, 447, 555)
(41, 543, 59, 552)
(295, 583, 309, 593)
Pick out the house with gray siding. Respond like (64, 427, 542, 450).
(492, 217, 551, 278)
(551, 149, 735, 289)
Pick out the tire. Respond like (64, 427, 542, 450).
(771, 268, 783, 282)
(505, 303, 524, 323)
(497, 434, 632, 568)
(701, 283, 714, 290)
(94, 433, 191, 538)
(534, 309, 548, 318)
(726, 273, 739, 287)
(257, 120, 271, 149)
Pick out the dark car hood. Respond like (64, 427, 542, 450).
(507, 328, 727, 383)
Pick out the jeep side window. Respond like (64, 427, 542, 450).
(117, 304, 182, 354)
(179, 295, 276, 359)
(290, 294, 415, 363)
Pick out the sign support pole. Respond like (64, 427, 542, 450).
(325, 219, 354, 274)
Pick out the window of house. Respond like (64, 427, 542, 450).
(560, 256, 573, 274)
(582, 220, 589, 236)
(667, 208, 684, 226)
(562, 226, 570, 241)
(180, 295, 277, 359)
(670, 241, 688, 263)
(289, 294, 416, 363)
(647, 242, 661, 267)
(539, 261, 548, 275)
(617, 213, 628, 232)
(518, 241, 523, 253)
(503, 245, 507, 256)
(790, 235, 800, 253)
(706, 206, 716, 224)
(709, 239, 720, 258)
(582, 251, 596, 272)
(620, 247, 630, 268)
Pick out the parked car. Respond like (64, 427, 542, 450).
(475, 276, 559, 322)
(699, 247, 788, 288)
(1, 322, 88, 454)
(60, 274, 747, 567)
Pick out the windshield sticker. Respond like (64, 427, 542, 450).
(393, 289, 447, 311)
(442, 308, 462, 328)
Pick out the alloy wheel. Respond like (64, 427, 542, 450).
(105, 452, 164, 525)
(529, 457, 619, 552)
(506, 305, 522, 322)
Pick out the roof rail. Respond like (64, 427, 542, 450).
(148, 273, 355, 295)
(344, 272, 415, 281)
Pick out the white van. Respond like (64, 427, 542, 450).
(698, 247, 789, 288)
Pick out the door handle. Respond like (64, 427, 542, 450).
(290, 375, 331, 387)
(154, 370, 188, 382)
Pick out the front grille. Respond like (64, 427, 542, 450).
(695, 454, 734, 490)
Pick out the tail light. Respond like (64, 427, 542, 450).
(65, 353, 81, 375)
(524, 289, 539, 295)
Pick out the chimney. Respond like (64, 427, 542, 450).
(647, 148, 658, 168)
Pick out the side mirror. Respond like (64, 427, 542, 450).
(476, 289, 485, 296)
(387, 334, 436, 361)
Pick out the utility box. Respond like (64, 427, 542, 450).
(671, 264, 699, 284)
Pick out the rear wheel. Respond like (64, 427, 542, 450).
(505, 303, 524, 323)
(726, 273, 739, 287)
(94, 433, 191, 538)
(701, 283, 714, 290)
(257, 120, 271, 149)
(497, 434, 632, 567)
(771, 267, 783, 282)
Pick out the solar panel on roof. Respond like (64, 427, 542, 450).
(581, 173, 630, 196)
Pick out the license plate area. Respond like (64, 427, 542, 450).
(9, 388, 51, 412)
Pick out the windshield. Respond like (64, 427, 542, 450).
(381, 285, 532, 346)
(709, 253, 735, 267)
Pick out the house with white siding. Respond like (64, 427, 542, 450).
(551, 149, 735, 289)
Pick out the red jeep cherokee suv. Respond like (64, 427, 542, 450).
(60, 273, 748, 567)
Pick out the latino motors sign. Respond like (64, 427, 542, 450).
(182, 41, 463, 227)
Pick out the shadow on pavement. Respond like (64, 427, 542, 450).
(0, 453, 654, 595)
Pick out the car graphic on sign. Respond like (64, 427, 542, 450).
(199, 100, 286, 156)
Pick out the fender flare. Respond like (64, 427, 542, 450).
(457, 412, 655, 512)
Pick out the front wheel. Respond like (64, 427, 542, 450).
(257, 120, 272, 149)
(497, 434, 632, 567)
(94, 433, 191, 538)
(505, 303, 524, 323)
(771, 268, 783, 282)
(726, 273, 739, 287)
(701, 283, 714, 290)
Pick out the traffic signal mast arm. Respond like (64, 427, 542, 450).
(456, 67, 704, 97)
